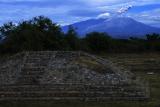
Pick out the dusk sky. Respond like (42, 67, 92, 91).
(0, 0, 160, 27)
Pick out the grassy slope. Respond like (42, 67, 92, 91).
(0, 53, 160, 107)
(102, 53, 160, 107)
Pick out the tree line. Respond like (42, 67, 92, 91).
(0, 16, 160, 55)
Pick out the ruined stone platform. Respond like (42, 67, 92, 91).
(0, 51, 149, 101)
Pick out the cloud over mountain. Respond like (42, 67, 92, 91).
(97, 13, 111, 19)
(0, 0, 159, 27)
(117, 5, 133, 14)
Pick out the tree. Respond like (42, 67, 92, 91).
(85, 32, 112, 53)
(145, 33, 160, 51)
(0, 16, 160, 54)
(146, 33, 160, 41)
(0, 16, 65, 53)
(65, 26, 81, 50)
(0, 22, 16, 38)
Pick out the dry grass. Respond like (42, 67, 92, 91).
(75, 56, 113, 74)
(102, 53, 160, 107)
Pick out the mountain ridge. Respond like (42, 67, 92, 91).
(62, 17, 160, 38)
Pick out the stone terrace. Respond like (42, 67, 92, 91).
(0, 51, 149, 101)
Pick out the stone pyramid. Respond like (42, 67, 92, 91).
(0, 51, 149, 101)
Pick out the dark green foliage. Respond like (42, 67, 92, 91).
(146, 33, 160, 41)
(85, 32, 112, 53)
(0, 16, 65, 53)
(145, 33, 160, 51)
(0, 22, 16, 36)
(0, 16, 160, 55)
(65, 26, 81, 50)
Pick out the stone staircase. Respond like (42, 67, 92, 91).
(17, 52, 55, 85)
(0, 84, 148, 101)
(0, 51, 150, 101)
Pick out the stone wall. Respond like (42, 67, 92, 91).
(0, 51, 150, 101)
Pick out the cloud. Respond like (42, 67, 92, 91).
(97, 12, 110, 19)
(117, 5, 133, 14)
(68, 8, 104, 17)
(0, 0, 160, 27)
(126, 8, 160, 27)
(96, 5, 133, 19)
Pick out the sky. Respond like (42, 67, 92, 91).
(0, 0, 160, 27)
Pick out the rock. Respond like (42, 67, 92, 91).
(0, 51, 149, 101)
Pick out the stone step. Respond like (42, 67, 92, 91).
(26, 56, 52, 59)
(21, 67, 45, 71)
(17, 76, 41, 79)
(27, 52, 54, 54)
(0, 85, 145, 93)
(28, 52, 54, 55)
(25, 60, 50, 63)
(27, 54, 53, 56)
(0, 69, 9, 72)
(0, 90, 145, 97)
(24, 63, 48, 67)
(18, 75, 42, 78)
(25, 55, 52, 59)
(16, 80, 41, 85)
(0, 91, 146, 98)
(20, 71, 44, 75)
(25, 58, 52, 61)
(0, 96, 149, 101)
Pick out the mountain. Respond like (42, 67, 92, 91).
(62, 18, 106, 34)
(62, 17, 160, 38)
